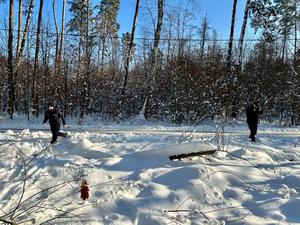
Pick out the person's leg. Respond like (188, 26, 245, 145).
(50, 125, 59, 144)
(250, 133, 256, 142)
(248, 123, 256, 142)
(253, 123, 258, 136)
(248, 123, 253, 138)
(251, 123, 258, 142)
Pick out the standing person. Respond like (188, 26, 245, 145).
(43, 103, 67, 144)
(246, 100, 262, 142)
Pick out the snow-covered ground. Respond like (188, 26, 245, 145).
(1, 114, 300, 225)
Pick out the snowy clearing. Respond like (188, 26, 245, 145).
(1, 115, 300, 225)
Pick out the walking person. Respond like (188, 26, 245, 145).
(246, 99, 262, 142)
(43, 103, 68, 144)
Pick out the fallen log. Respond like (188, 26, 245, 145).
(169, 149, 217, 161)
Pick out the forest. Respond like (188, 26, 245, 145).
(0, 0, 299, 124)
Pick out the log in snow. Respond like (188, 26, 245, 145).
(169, 149, 217, 161)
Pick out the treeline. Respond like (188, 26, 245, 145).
(0, 0, 299, 124)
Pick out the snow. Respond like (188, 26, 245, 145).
(1, 114, 300, 224)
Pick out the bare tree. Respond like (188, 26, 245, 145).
(225, 0, 238, 118)
(52, 0, 66, 106)
(144, 0, 164, 119)
(16, 0, 34, 68)
(32, 0, 44, 117)
(199, 13, 209, 60)
(120, 0, 140, 108)
(81, 0, 92, 118)
(52, 0, 59, 65)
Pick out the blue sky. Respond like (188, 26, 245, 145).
(0, 0, 250, 39)
(117, 0, 249, 39)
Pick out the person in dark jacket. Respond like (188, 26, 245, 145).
(246, 100, 262, 142)
(43, 103, 67, 144)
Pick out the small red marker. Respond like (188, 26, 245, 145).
(80, 179, 89, 201)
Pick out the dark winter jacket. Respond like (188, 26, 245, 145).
(246, 104, 262, 124)
(43, 109, 66, 126)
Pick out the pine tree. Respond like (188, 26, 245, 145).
(249, 0, 277, 42)
(94, 0, 120, 72)
(68, 0, 93, 118)
(274, 0, 297, 61)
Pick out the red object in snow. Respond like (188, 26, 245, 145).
(80, 179, 89, 201)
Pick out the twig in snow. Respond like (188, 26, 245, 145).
(177, 130, 195, 144)
(201, 170, 265, 191)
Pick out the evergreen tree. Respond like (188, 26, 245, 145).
(68, 0, 94, 118)
(68, 0, 90, 35)
(249, 0, 277, 42)
(274, 0, 297, 60)
(94, 0, 120, 71)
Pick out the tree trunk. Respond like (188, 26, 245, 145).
(166, 14, 173, 63)
(54, 0, 66, 105)
(83, 0, 91, 115)
(120, 0, 140, 108)
(200, 13, 208, 60)
(32, 0, 44, 116)
(294, 8, 297, 65)
(144, 0, 164, 119)
(52, 0, 60, 101)
(52, 0, 59, 65)
(282, 26, 287, 61)
(101, 37, 105, 73)
(237, 0, 250, 68)
(58, 0, 66, 64)
(26, 33, 31, 120)
(13, 0, 34, 120)
(42, 25, 51, 109)
(225, 0, 238, 118)
(16, 0, 22, 57)
(76, 37, 82, 119)
(16, 0, 34, 68)
(226, 0, 237, 72)
(63, 57, 68, 117)
(7, 0, 14, 119)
